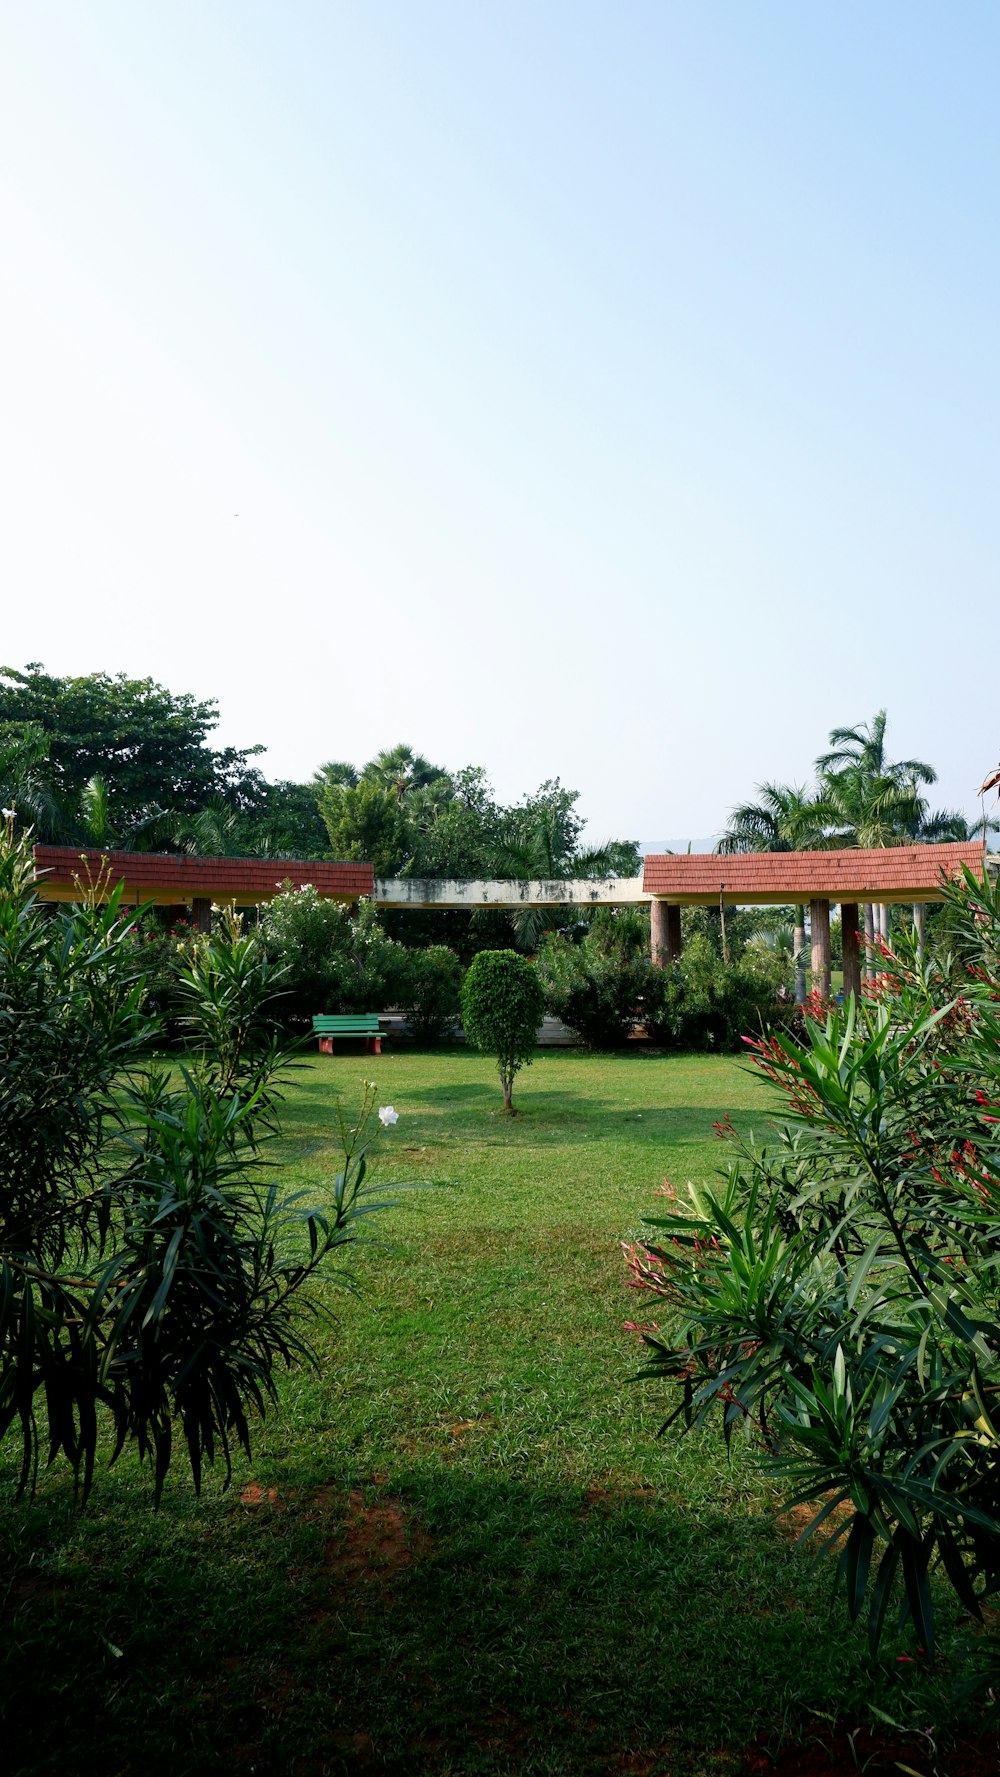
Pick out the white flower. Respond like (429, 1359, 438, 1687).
(378, 1105, 399, 1128)
(2, 807, 15, 819)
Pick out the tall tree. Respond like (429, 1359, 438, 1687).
(0, 722, 62, 839)
(315, 776, 410, 877)
(0, 664, 265, 835)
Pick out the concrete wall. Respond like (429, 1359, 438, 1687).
(375, 876, 647, 909)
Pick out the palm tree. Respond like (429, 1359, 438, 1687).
(313, 759, 359, 792)
(718, 783, 830, 1001)
(718, 781, 827, 856)
(365, 745, 449, 805)
(817, 710, 936, 792)
(817, 712, 935, 972)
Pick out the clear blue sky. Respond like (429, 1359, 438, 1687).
(1, 2, 996, 846)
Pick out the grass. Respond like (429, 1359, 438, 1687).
(0, 1047, 978, 1776)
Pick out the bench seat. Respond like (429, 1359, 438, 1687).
(312, 1014, 383, 1055)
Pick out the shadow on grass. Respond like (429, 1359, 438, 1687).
(1, 1462, 955, 1777)
(388, 1079, 773, 1149)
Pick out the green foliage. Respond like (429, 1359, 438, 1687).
(537, 931, 652, 1049)
(537, 917, 789, 1052)
(644, 934, 790, 1052)
(125, 913, 200, 1024)
(0, 719, 62, 838)
(258, 886, 407, 1020)
(460, 949, 544, 1111)
(0, 662, 265, 836)
(630, 866, 1000, 1679)
(0, 820, 397, 1500)
(315, 776, 411, 876)
(397, 945, 464, 1041)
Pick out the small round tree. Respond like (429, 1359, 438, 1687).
(460, 949, 544, 1113)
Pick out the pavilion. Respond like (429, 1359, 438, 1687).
(642, 841, 985, 997)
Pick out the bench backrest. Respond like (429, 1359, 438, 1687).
(312, 1014, 381, 1032)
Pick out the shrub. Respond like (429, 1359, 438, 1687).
(643, 935, 788, 1051)
(398, 945, 464, 1042)
(537, 932, 650, 1049)
(537, 927, 788, 1053)
(126, 913, 200, 1026)
(0, 823, 397, 1500)
(258, 886, 408, 1022)
(460, 948, 544, 1112)
(628, 866, 1000, 1677)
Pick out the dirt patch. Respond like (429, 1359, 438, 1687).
(239, 1482, 282, 1511)
(320, 1488, 431, 1593)
(775, 1498, 852, 1544)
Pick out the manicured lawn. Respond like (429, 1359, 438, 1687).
(0, 1048, 972, 1776)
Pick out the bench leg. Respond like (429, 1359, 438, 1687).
(318, 1037, 334, 1055)
(366, 1035, 383, 1055)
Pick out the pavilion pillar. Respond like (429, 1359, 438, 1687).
(650, 900, 682, 968)
(192, 896, 212, 934)
(650, 899, 668, 967)
(914, 902, 927, 963)
(863, 904, 876, 982)
(810, 898, 831, 999)
(793, 906, 807, 1003)
(841, 903, 862, 1004)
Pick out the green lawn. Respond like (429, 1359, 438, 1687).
(1, 1048, 971, 1776)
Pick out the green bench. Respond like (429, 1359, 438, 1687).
(312, 1014, 383, 1055)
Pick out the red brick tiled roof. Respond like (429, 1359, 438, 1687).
(642, 842, 985, 903)
(33, 847, 373, 904)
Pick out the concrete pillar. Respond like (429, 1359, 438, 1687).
(192, 896, 212, 934)
(863, 903, 876, 982)
(810, 898, 831, 999)
(841, 903, 861, 1004)
(650, 901, 682, 967)
(793, 906, 807, 1003)
(653, 902, 667, 973)
(914, 902, 927, 963)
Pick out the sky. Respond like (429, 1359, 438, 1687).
(1, 2, 997, 849)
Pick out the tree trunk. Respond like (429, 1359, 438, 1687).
(502, 1072, 514, 1113)
(914, 901, 927, 963)
(794, 906, 807, 1003)
(864, 904, 875, 981)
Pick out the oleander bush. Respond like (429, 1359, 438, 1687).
(0, 822, 396, 1500)
(628, 865, 1000, 1689)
